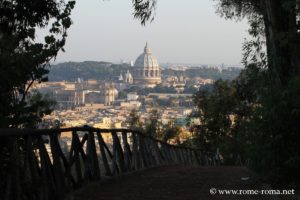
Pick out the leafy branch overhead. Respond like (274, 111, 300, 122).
(190, 0, 300, 185)
(134, 0, 300, 85)
(132, 0, 157, 25)
(0, 0, 75, 127)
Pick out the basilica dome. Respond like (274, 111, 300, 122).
(132, 43, 161, 86)
(134, 43, 159, 69)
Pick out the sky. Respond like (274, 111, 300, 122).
(41, 0, 250, 65)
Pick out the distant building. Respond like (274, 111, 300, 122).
(127, 92, 139, 101)
(104, 83, 118, 106)
(114, 70, 134, 91)
(120, 101, 141, 109)
(132, 43, 161, 87)
(124, 70, 133, 84)
(34, 80, 118, 108)
(94, 117, 111, 129)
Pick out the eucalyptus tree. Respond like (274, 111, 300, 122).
(216, 0, 300, 86)
(134, 0, 300, 84)
(128, 109, 144, 131)
(0, 0, 75, 128)
(135, 0, 300, 184)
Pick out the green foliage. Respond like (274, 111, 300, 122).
(127, 109, 144, 131)
(19, 91, 56, 128)
(128, 109, 181, 142)
(192, 63, 300, 184)
(192, 79, 239, 157)
(211, 0, 300, 185)
(145, 109, 163, 138)
(214, 0, 261, 20)
(0, 0, 75, 128)
(161, 119, 181, 143)
(216, 0, 300, 85)
(118, 91, 127, 99)
(183, 86, 198, 94)
(247, 75, 300, 183)
(132, 0, 157, 25)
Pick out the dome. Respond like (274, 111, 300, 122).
(134, 42, 159, 70)
(132, 43, 161, 86)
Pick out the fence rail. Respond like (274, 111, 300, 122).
(0, 127, 217, 200)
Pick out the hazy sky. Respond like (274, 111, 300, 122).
(43, 0, 249, 65)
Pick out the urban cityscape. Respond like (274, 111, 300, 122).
(1, 0, 298, 199)
(32, 43, 240, 144)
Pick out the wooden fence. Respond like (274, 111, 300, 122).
(0, 127, 216, 200)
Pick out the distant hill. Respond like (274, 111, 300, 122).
(48, 61, 131, 81)
(163, 67, 241, 80)
(48, 61, 241, 82)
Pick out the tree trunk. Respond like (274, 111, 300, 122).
(262, 0, 299, 85)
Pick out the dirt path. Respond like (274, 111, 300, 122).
(70, 166, 296, 200)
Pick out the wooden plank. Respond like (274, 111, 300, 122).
(143, 137, 156, 166)
(183, 148, 188, 164)
(151, 140, 163, 165)
(37, 135, 57, 199)
(98, 133, 119, 175)
(96, 131, 112, 176)
(29, 136, 44, 200)
(86, 131, 101, 180)
(71, 131, 83, 187)
(121, 131, 132, 171)
(4, 173, 12, 200)
(25, 136, 40, 193)
(0, 127, 210, 200)
(131, 132, 140, 170)
(112, 131, 125, 173)
(136, 134, 148, 168)
(187, 149, 193, 165)
(161, 143, 171, 164)
(55, 134, 74, 190)
(6, 139, 20, 200)
(178, 148, 184, 164)
(49, 132, 66, 198)
(174, 147, 181, 164)
(193, 150, 201, 165)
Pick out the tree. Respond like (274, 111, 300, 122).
(190, 65, 261, 164)
(127, 109, 144, 131)
(0, 2, 75, 196)
(191, 63, 300, 182)
(215, 0, 300, 85)
(136, 0, 300, 184)
(145, 109, 163, 138)
(134, 0, 300, 84)
(21, 91, 56, 128)
(215, 0, 300, 183)
(0, 0, 75, 128)
(162, 119, 181, 143)
(192, 80, 239, 157)
(132, 0, 157, 25)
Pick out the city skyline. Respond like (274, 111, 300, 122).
(38, 0, 249, 65)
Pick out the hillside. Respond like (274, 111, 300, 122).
(163, 67, 241, 80)
(48, 61, 241, 81)
(48, 61, 131, 81)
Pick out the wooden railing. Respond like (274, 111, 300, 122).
(0, 127, 217, 200)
